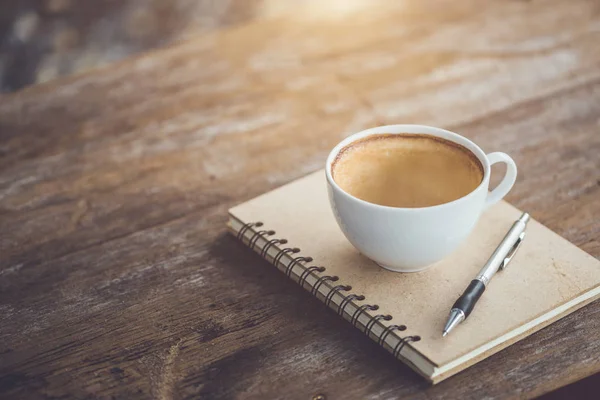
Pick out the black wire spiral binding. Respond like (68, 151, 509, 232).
(285, 256, 313, 278)
(364, 314, 393, 335)
(378, 324, 407, 346)
(310, 275, 339, 296)
(248, 229, 275, 250)
(272, 247, 301, 269)
(298, 266, 326, 288)
(337, 294, 365, 315)
(237, 222, 262, 243)
(325, 285, 352, 307)
(236, 221, 421, 361)
(260, 238, 288, 258)
(393, 335, 421, 358)
(351, 304, 379, 327)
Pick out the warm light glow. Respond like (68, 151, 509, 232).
(260, 0, 375, 21)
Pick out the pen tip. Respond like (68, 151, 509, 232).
(442, 331, 448, 337)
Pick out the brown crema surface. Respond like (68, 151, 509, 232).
(332, 134, 484, 208)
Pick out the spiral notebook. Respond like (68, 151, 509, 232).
(227, 170, 600, 383)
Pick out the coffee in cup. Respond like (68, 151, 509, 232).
(331, 134, 484, 208)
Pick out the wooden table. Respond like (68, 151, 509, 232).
(1, 1, 599, 398)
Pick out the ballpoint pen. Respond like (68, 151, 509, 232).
(443, 212, 530, 337)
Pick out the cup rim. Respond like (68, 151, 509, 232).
(325, 124, 490, 212)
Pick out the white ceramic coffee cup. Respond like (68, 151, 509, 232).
(326, 124, 517, 272)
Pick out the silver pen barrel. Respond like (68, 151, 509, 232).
(475, 213, 530, 286)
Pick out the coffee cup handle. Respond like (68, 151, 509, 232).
(485, 152, 517, 209)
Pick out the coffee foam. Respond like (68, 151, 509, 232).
(332, 134, 484, 208)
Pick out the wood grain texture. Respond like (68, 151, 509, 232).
(1, 0, 599, 399)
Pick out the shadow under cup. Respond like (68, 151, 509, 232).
(325, 124, 517, 273)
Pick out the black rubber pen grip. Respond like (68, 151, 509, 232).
(452, 279, 486, 318)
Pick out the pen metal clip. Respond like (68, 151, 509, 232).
(499, 232, 525, 270)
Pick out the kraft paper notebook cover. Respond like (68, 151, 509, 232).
(227, 171, 600, 383)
